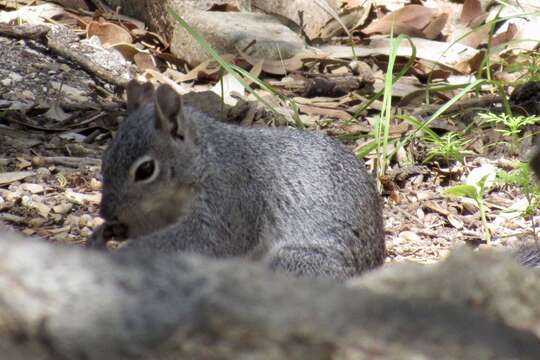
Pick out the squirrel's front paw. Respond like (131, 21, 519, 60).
(87, 222, 128, 249)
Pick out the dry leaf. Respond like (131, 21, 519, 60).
(208, 3, 241, 12)
(363, 5, 440, 37)
(86, 20, 132, 47)
(44, 103, 70, 121)
(318, 5, 371, 40)
(134, 52, 158, 71)
(492, 23, 517, 47)
(460, 0, 483, 26)
(422, 12, 448, 39)
(235, 46, 303, 75)
(164, 55, 235, 83)
(0, 171, 34, 186)
(447, 214, 464, 229)
(111, 43, 140, 61)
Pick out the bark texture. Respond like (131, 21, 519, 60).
(0, 231, 539, 359)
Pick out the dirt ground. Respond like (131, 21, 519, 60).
(0, 34, 537, 265)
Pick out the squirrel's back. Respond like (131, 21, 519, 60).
(94, 81, 385, 280)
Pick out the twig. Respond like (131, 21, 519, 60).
(39, 156, 101, 168)
(0, 23, 49, 40)
(412, 95, 503, 119)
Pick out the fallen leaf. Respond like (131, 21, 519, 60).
(460, 0, 482, 24)
(492, 23, 517, 47)
(164, 55, 235, 83)
(53, 203, 73, 214)
(0, 171, 34, 186)
(44, 103, 71, 121)
(235, 45, 304, 75)
(86, 20, 132, 47)
(362, 5, 442, 37)
(134, 52, 158, 71)
(320, 37, 479, 71)
(211, 73, 245, 106)
(447, 214, 464, 229)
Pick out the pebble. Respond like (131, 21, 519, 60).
(9, 73, 23, 82)
(79, 214, 92, 227)
(36, 167, 51, 177)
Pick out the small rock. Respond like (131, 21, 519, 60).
(21, 90, 35, 100)
(65, 214, 79, 227)
(28, 217, 47, 227)
(1, 78, 11, 86)
(36, 167, 51, 177)
(89, 178, 102, 191)
(172, 10, 307, 66)
(89, 216, 104, 228)
(79, 214, 92, 227)
(3, 190, 21, 202)
(50, 213, 63, 222)
(399, 231, 422, 242)
(53, 203, 73, 214)
(81, 227, 93, 237)
(92, 217, 104, 227)
(9, 73, 23, 82)
(21, 195, 32, 207)
(22, 228, 36, 236)
(21, 183, 45, 194)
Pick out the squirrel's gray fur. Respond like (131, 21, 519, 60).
(90, 80, 385, 280)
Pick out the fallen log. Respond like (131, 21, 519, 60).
(0, 231, 539, 359)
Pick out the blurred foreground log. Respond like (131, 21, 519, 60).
(0, 231, 539, 359)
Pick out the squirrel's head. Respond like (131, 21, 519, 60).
(100, 81, 201, 237)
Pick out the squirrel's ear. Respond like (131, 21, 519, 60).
(126, 80, 154, 113)
(154, 84, 184, 139)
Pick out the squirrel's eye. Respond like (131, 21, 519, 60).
(134, 159, 156, 182)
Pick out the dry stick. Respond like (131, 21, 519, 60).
(0, 23, 49, 40)
(412, 94, 503, 119)
(40, 156, 101, 168)
(0, 23, 128, 88)
(46, 34, 128, 88)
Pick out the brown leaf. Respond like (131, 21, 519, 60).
(422, 12, 448, 39)
(86, 20, 132, 47)
(362, 5, 438, 37)
(134, 52, 158, 71)
(110, 43, 140, 61)
(208, 3, 241, 12)
(318, 5, 371, 40)
(492, 23, 518, 47)
(165, 55, 235, 83)
(460, 0, 483, 26)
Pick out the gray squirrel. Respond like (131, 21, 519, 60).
(89, 80, 385, 280)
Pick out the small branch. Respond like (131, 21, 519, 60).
(0, 23, 49, 40)
(38, 156, 101, 168)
